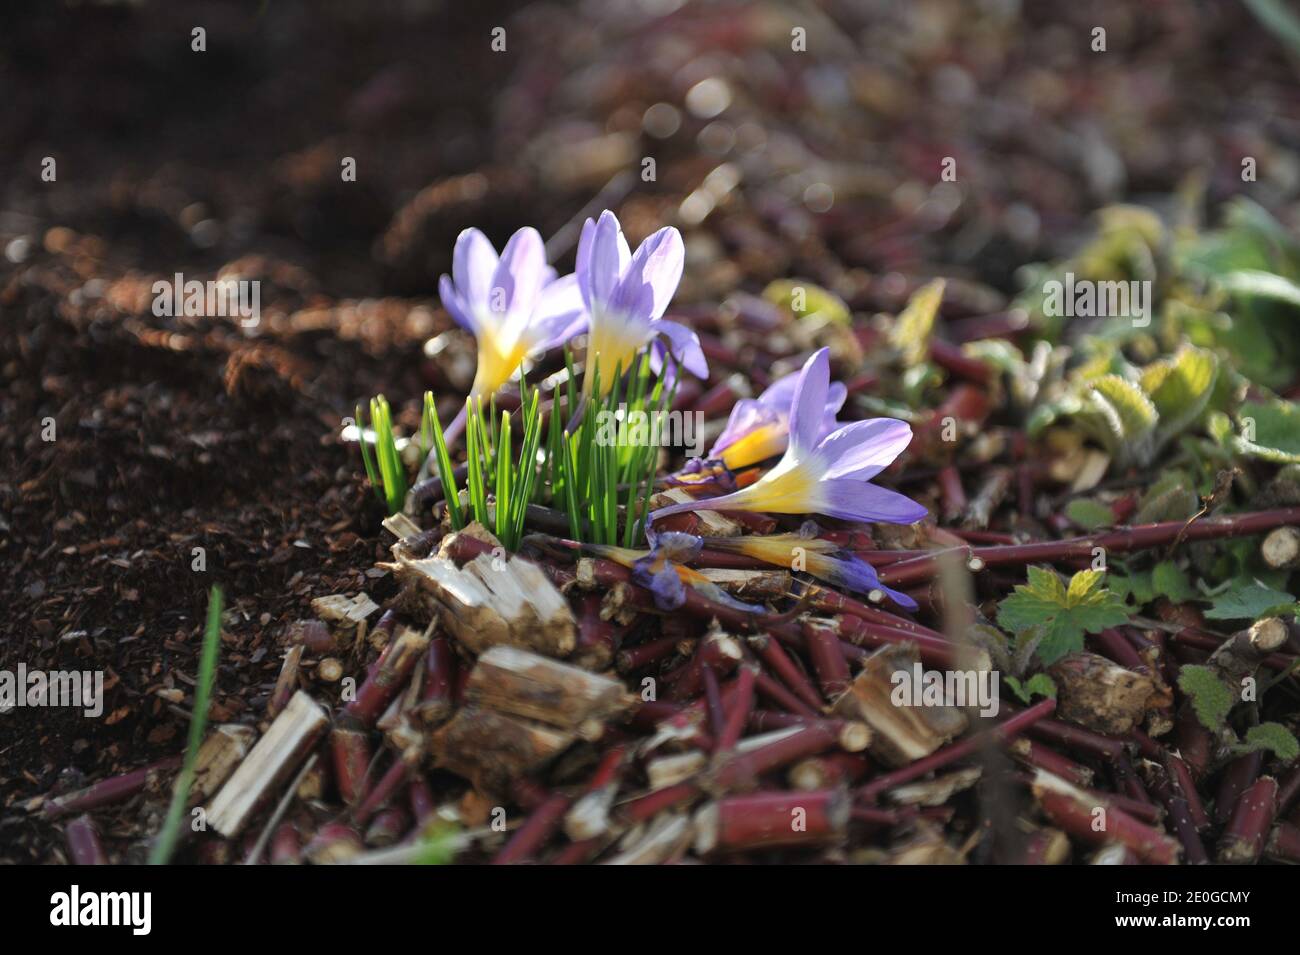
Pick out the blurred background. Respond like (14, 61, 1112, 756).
(2, 0, 1297, 859)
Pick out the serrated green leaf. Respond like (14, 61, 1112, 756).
(1077, 374, 1159, 462)
(998, 567, 1131, 666)
(1066, 498, 1114, 530)
(1110, 569, 1155, 607)
(1093, 375, 1159, 438)
(1004, 673, 1058, 705)
(1233, 398, 1300, 464)
(1151, 561, 1198, 604)
(1141, 345, 1219, 447)
(1235, 722, 1300, 762)
(1178, 664, 1234, 731)
(888, 278, 945, 367)
(1204, 577, 1298, 620)
(1066, 568, 1105, 602)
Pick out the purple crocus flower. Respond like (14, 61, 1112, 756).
(709, 366, 847, 470)
(438, 226, 586, 405)
(698, 529, 918, 610)
(575, 210, 707, 392)
(650, 348, 927, 527)
(585, 534, 763, 613)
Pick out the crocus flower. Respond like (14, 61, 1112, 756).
(438, 226, 586, 407)
(709, 367, 847, 470)
(650, 348, 926, 527)
(576, 210, 707, 392)
(584, 534, 763, 614)
(697, 530, 917, 610)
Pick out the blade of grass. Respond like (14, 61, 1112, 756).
(425, 392, 463, 530)
(513, 389, 544, 545)
(495, 409, 512, 544)
(149, 584, 223, 865)
(371, 395, 408, 515)
(356, 403, 385, 508)
(465, 400, 488, 527)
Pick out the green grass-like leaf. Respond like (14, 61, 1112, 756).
(423, 392, 463, 530)
(361, 395, 408, 515)
(149, 584, 223, 865)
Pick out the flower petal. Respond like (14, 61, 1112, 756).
(528, 274, 588, 352)
(710, 373, 846, 467)
(452, 228, 498, 310)
(491, 226, 547, 326)
(814, 478, 928, 524)
(631, 551, 687, 611)
(609, 226, 684, 322)
(814, 552, 918, 611)
(575, 218, 595, 310)
(786, 348, 831, 453)
(438, 274, 478, 335)
(814, 418, 914, 481)
(710, 398, 780, 457)
(580, 210, 630, 313)
(650, 318, 707, 379)
(656, 531, 703, 563)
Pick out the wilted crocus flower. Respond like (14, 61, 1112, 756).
(438, 227, 586, 408)
(576, 210, 707, 392)
(698, 531, 917, 611)
(709, 367, 847, 470)
(650, 348, 926, 527)
(585, 534, 763, 613)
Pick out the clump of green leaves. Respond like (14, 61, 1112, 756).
(1177, 663, 1300, 761)
(549, 350, 675, 548)
(1109, 558, 1199, 609)
(421, 351, 673, 551)
(997, 567, 1131, 665)
(149, 584, 223, 865)
(1031, 345, 1220, 468)
(421, 380, 544, 552)
(1177, 197, 1300, 389)
(357, 394, 408, 515)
